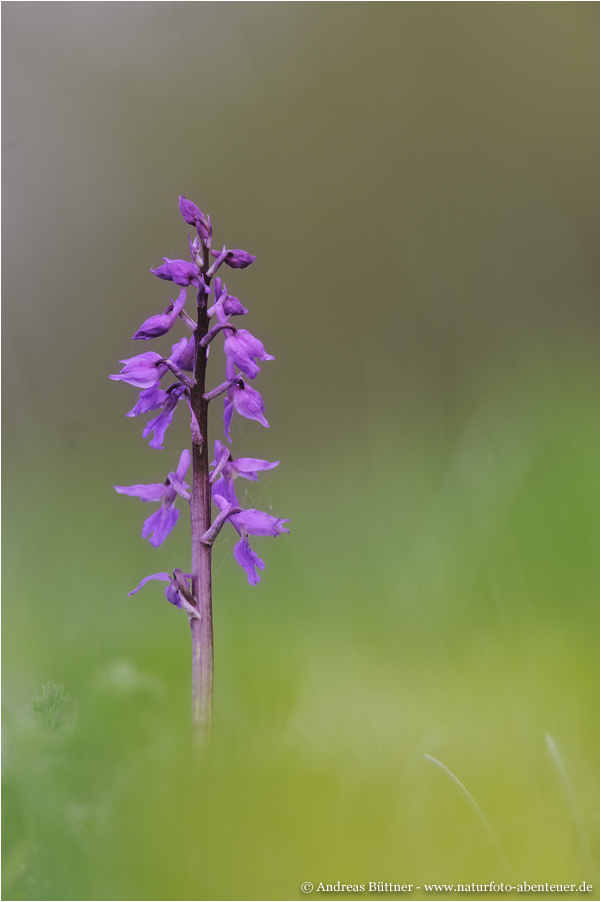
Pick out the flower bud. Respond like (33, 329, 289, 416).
(211, 248, 256, 269)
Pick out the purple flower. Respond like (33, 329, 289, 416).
(211, 439, 278, 503)
(179, 195, 210, 240)
(126, 385, 169, 418)
(231, 379, 269, 428)
(128, 571, 186, 608)
(143, 385, 186, 450)
(114, 449, 191, 547)
(132, 289, 187, 340)
(223, 295, 248, 316)
(231, 509, 290, 537)
(110, 352, 167, 389)
(170, 335, 195, 372)
(151, 258, 202, 288)
(224, 329, 274, 380)
(214, 493, 289, 538)
(213, 493, 289, 585)
(233, 539, 265, 586)
(223, 377, 269, 441)
(211, 248, 256, 269)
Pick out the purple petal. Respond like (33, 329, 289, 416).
(143, 407, 176, 451)
(212, 476, 238, 507)
(233, 329, 274, 362)
(151, 258, 201, 288)
(142, 386, 185, 450)
(233, 537, 265, 585)
(223, 334, 261, 379)
(179, 195, 210, 240)
(170, 335, 195, 371)
(128, 572, 172, 597)
(212, 494, 232, 513)
(179, 195, 205, 226)
(126, 385, 168, 418)
(222, 295, 248, 316)
(212, 439, 230, 467)
(114, 482, 166, 502)
(223, 396, 235, 442)
(132, 289, 187, 341)
(141, 506, 180, 547)
(231, 382, 269, 428)
(164, 582, 183, 608)
(175, 448, 191, 483)
(231, 509, 290, 537)
(110, 352, 167, 389)
(212, 249, 256, 269)
(233, 457, 279, 479)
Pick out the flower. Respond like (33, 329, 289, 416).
(223, 295, 248, 316)
(213, 492, 289, 585)
(151, 257, 202, 288)
(179, 195, 210, 239)
(143, 385, 186, 450)
(114, 449, 191, 547)
(231, 379, 269, 428)
(233, 539, 265, 586)
(211, 248, 256, 269)
(170, 335, 195, 372)
(230, 508, 290, 537)
(126, 385, 169, 418)
(224, 328, 274, 380)
(132, 289, 187, 340)
(211, 439, 279, 504)
(110, 352, 167, 389)
(128, 571, 186, 608)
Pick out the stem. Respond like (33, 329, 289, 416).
(190, 250, 214, 743)
(200, 321, 237, 348)
(203, 375, 243, 403)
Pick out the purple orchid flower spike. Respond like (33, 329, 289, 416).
(112, 195, 288, 739)
(132, 289, 187, 340)
(114, 449, 191, 547)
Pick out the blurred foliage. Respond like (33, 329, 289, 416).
(3, 358, 598, 900)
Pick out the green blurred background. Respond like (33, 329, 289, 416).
(2, 3, 598, 900)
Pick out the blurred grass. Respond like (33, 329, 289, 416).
(2, 353, 597, 901)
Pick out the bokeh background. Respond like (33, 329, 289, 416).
(2, 4, 598, 900)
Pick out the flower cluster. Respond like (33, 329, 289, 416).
(112, 196, 289, 613)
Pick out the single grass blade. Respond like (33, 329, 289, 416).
(545, 734, 595, 873)
(424, 753, 514, 878)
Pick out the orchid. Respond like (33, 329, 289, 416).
(111, 195, 289, 739)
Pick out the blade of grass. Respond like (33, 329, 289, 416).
(424, 753, 514, 878)
(545, 734, 595, 874)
